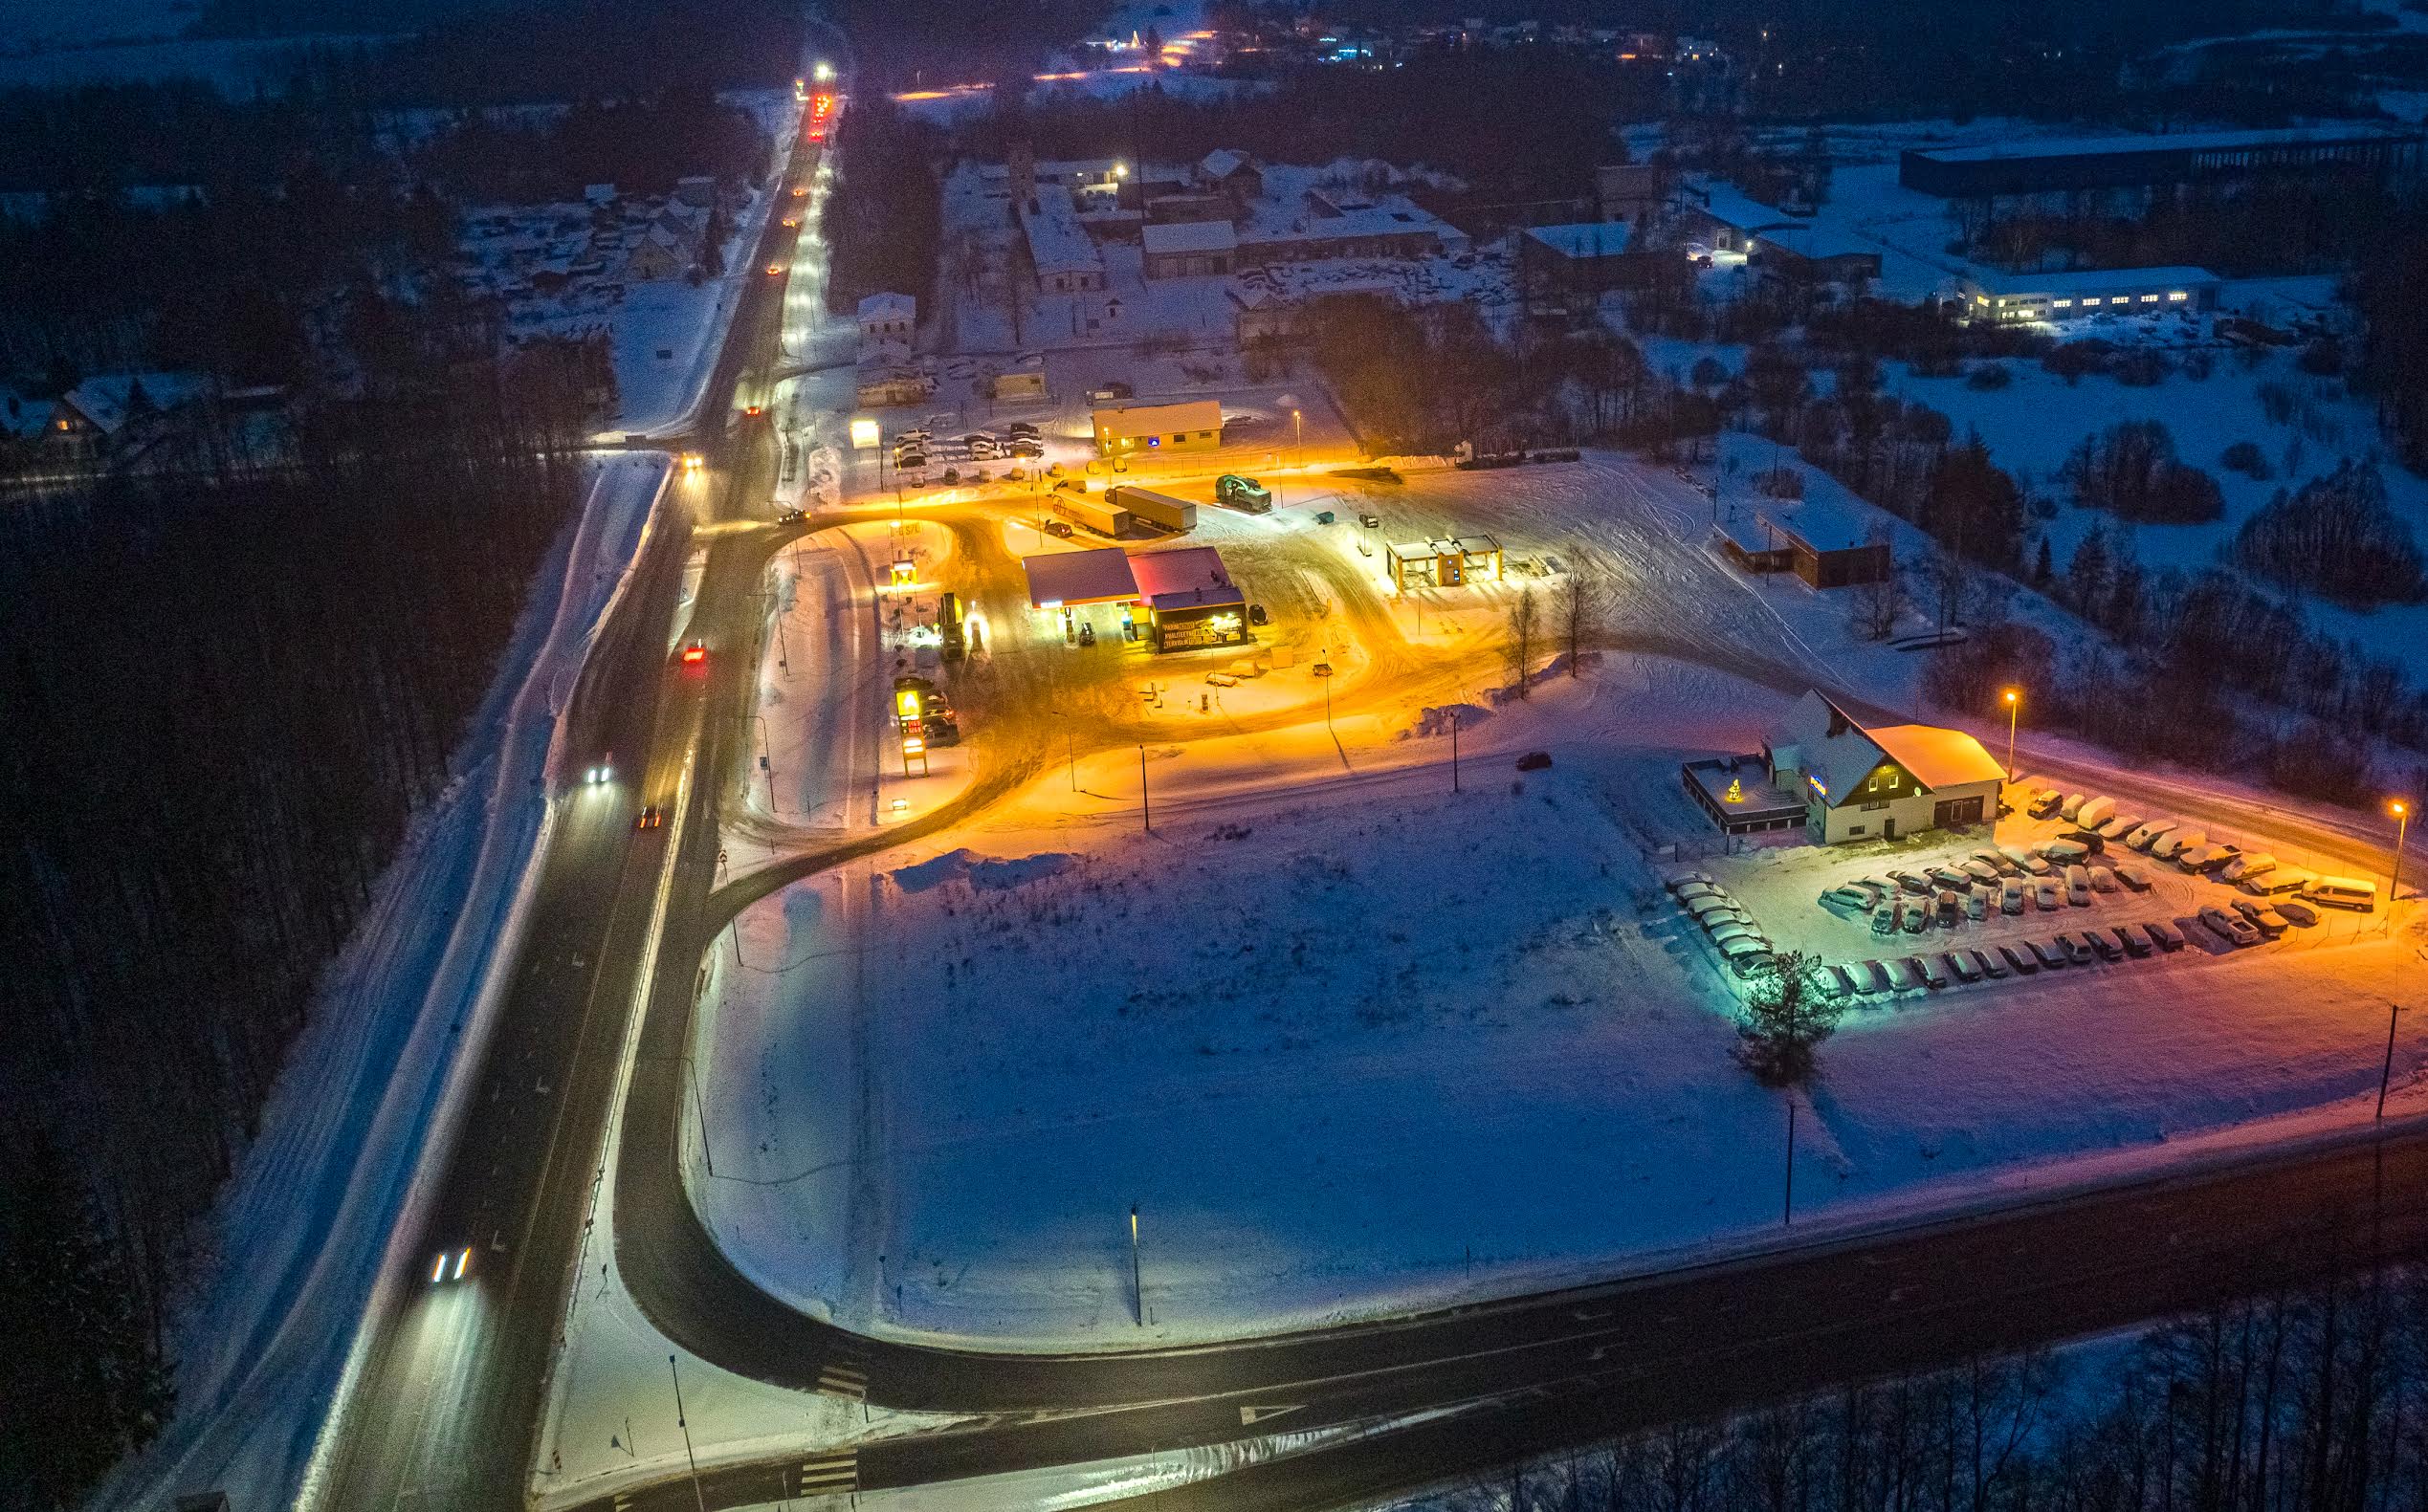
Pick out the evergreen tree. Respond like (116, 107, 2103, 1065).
(2033, 536, 2054, 588)
(1737, 952, 1843, 1085)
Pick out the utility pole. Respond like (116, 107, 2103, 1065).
(669, 1355, 708, 1512)
(2379, 1000, 2402, 1120)
(1138, 745, 1151, 831)
(1130, 1205, 1144, 1326)
(1450, 709, 1461, 793)
(1782, 1100, 1798, 1225)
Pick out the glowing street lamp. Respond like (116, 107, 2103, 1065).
(2001, 687, 2020, 781)
(813, 59, 836, 81)
(2392, 799, 2412, 906)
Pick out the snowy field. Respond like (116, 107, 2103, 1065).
(691, 658, 2428, 1353)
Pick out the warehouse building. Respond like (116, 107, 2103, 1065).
(1749, 227, 1882, 290)
(1515, 222, 1667, 314)
(1956, 265, 2219, 324)
(1141, 220, 1239, 278)
(1091, 398, 1223, 456)
(1016, 182, 1106, 293)
(1899, 124, 2425, 199)
(1717, 496, 1889, 589)
(1764, 691, 2005, 844)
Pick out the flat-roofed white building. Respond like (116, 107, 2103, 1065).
(1956, 265, 2220, 324)
(1141, 220, 1239, 278)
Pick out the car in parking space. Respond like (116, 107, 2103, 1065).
(1006, 420, 1041, 438)
(1883, 956, 1924, 992)
(2095, 813, 2142, 842)
(2183, 842, 2243, 875)
(2125, 819, 2177, 851)
(2274, 898, 2321, 928)
(2087, 930, 2125, 962)
(1933, 889, 1962, 927)
(1887, 868, 1932, 896)
(1946, 950, 1982, 983)
(1914, 954, 1951, 989)
(1851, 959, 1890, 994)
(1899, 899, 1929, 933)
(1687, 897, 1745, 925)
(2039, 838, 2090, 866)
(2034, 878, 2061, 909)
(2200, 906, 2262, 947)
(1721, 940, 1777, 977)
(2241, 866, 2312, 897)
(2087, 865, 2120, 893)
(2075, 795, 2117, 831)
(1819, 887, 1872, 919)
(2064, 864, 2092, 905)
(2026, 789, 2065, 819)
(1709, 921, 1764, 949)
(2059, 792, 2089, 822)
(1843, 880, 1887, 909)
(2151, 828, 2203, 861)
(2001, 879, 2026, 915)
(2143, 919, 2187, 953)
(2002, 844, 2056, 876)
(894, 450, 930, 471)
(1927, 865, 1974, 891)
(1008, 438, 1045, 458)
(1871, 904, 1899, 935)
(1819, 964, 1855, 998)
(1965, 889, 1988, 921)
(2231, 898, 2290, 936)
(2054, 932, 2096, 966)
(1971, 947, 2009, 979)
(1998, 942, 2040, 975)
(1973, 847, 2021, 877)
(2060, 829, 2107, 854)
(1664, 872, 1718, 893)
(2219, 852, 2277, 886)
(2027, 938, 2069, 970)
(2112, 925, 2152, 958)
(1958, 858, 2002, 885)
(2113, 864, 2152, 892)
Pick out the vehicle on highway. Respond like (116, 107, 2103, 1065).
(635, 805, 663, 830)
(1216, 474, 1274, 512)
(2144, 919, 2187, 952)
(2275, 898, 2322, 927)
(2304, 875, 2378, 910)
(2126, 819, 2177, 850)
(2232, 898, 2289, 936)
(766, 262, 784, 275)
(680, 641, 707, 666)
(585, 756, 614, 785)
(2200, 906, 2262, 946)
(777, 507, 804, 525)
(2027, 789, 2065, 819)
(2113, 864, 2152, 892)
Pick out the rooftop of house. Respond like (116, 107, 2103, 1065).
(1524, 221, 1636, 258)
(1961, 264, 2220, 295)
(1142, 220, 1239, 256)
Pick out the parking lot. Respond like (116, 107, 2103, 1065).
(1664, 777, 2383, 1003)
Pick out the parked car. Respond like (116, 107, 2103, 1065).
(1817, 965, 1854, 1000)
(2075, 795, 2116, 831)
(2177, 843, 2240, 874)
(2059, 792, 2089, 821)
(2095, 813, 2142, 842)
(2026, 789, 2065, 819)
(2113, 864, 2152, 893)
(2151, 828, 2204, 861)
(1851, 960, 1890, 995)
(2001, 879, 2026, 915)
(1819, 887, 1873, 919)
(1966, 889, 1988, 921)
(2218, 852, 2277, 885)
(2063, 864, 2091, 905)
(1883, 956, 1924, 992)
(2054, 932, 2096, 965)
(1934, 889, 1962, 928)
(2002, 844, 2056, 876)
(2231, 898, 2290, 936)
(1899, 899, 1928, 933)
(2125, 820, 2177, 851)
(1928, 866, 1975, 893)
(1958, 858, 2002, 885)
(1216, 473, 1274, 511)
(2200, 906, 2262, 947)
(2087, 930, 2125, 962)
(2274, 898, 2322, 928)
(1843, 880, 1887, 909)
(2143, 919, 2187, 953)
(1005, 421, 1041, 439)
(1665, 872, 1718, 893)
(1709, 921, 1763, 949)
(1872, 905, 1899, 936)
(1974, 847, 2022, 877)
(2034, 879, 2062, 909)
(2303, 875, 2379, 911)
(2089, 865, 2120, 893)
(1887, 868, 1933, 896)
(1042, 518, 1074, 538)
(2039, 838, 2090, 865)
(1914, 954, 1951, 989)
(1946, 950, 1983, 984)
(1971, 947, 2010, 979)
(2112, 925, 2152, 958)
(2241, 866, 2312, 897)
(2027, 938, 2069, 970)
(2061, 829, 2108, 854)
(1998, 942, 2040, 975)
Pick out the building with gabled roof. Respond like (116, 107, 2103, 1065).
(1761, 690, 2003, 844)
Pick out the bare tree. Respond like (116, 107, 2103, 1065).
(1552, 564, 1607, 677)
(1506, 585, 1541, 696)
(1850, 539, 1905, 642)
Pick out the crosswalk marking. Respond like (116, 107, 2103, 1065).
(815, 1359, 869, 1400)
(800, 1449, 858, 1495)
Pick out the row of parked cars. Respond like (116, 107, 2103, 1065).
(1821, 918, 2192, 999)
(2024, 783, 2378, 911)
(893, 420, 1044, 471)
(1819, 845, 2152, 935)
(1665, 875, 1778, 978)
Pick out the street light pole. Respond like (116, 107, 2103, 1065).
(2379, 1000, 2402, 1120)
(686, 1057, 716, 1177)
(2391, 800, 2411, 905)
(2002, 688, 2020, 781)
(668, 1355, 709, 1512)
(1138, 744, 1151, 832)
(1450, 709, 1461, 793)
(1130, 1205, 1144, 1326)
(1782, 1100, 1798, 1225)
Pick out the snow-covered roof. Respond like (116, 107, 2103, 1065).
(858, 292, 916, 322)
(1142, 220, 1238, 256)
(1865, 724, 2005, 791)
(1524, 221, 1635, 258)
(1128, 546, 1240, 609)
(62, 372, 209, 435)
(1023, 548, 1137, 607)
(1961, 265, 2218, 296)
(1200, 148, 1253, 181)
(1911, 123, 2421, 164)
(1675, 177, 1797, 233)
(1093, 399, 1222, 438)
(1754, 225, 1880, 262)
(1017, 183, 1104, 277)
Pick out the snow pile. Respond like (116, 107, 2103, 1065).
(891, 847, 1079, 893)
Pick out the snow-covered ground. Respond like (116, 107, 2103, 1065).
(95, 456, 672, 1512)
(689, 654, 2428, 1353)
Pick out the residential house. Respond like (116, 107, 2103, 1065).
(1763, 691, 2005, 844)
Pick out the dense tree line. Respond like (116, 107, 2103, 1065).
(2234, 462, 2428, 610)
(2063, 420, 2226, 525)
(1439, 1261, 2428, 1512)
(2350, 210, 2428, 472)
(404, 87, 774, 204)
(822, 92, 944, 320)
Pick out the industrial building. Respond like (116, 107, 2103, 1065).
(1514, 222, 1666, 314)
(1762, 691, 2005, 844)
(1016, 182, 1106, 293)
(1091, 399, 1223, 455)
(1141, 220, 1239, 278)
(1667, 178, 1798, 252)
(1749, 227, 1882, 290)
(1899, 124, 2426, 199)
(1717, 497, 1889, 589)
(1956, 265, 2219, 323)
